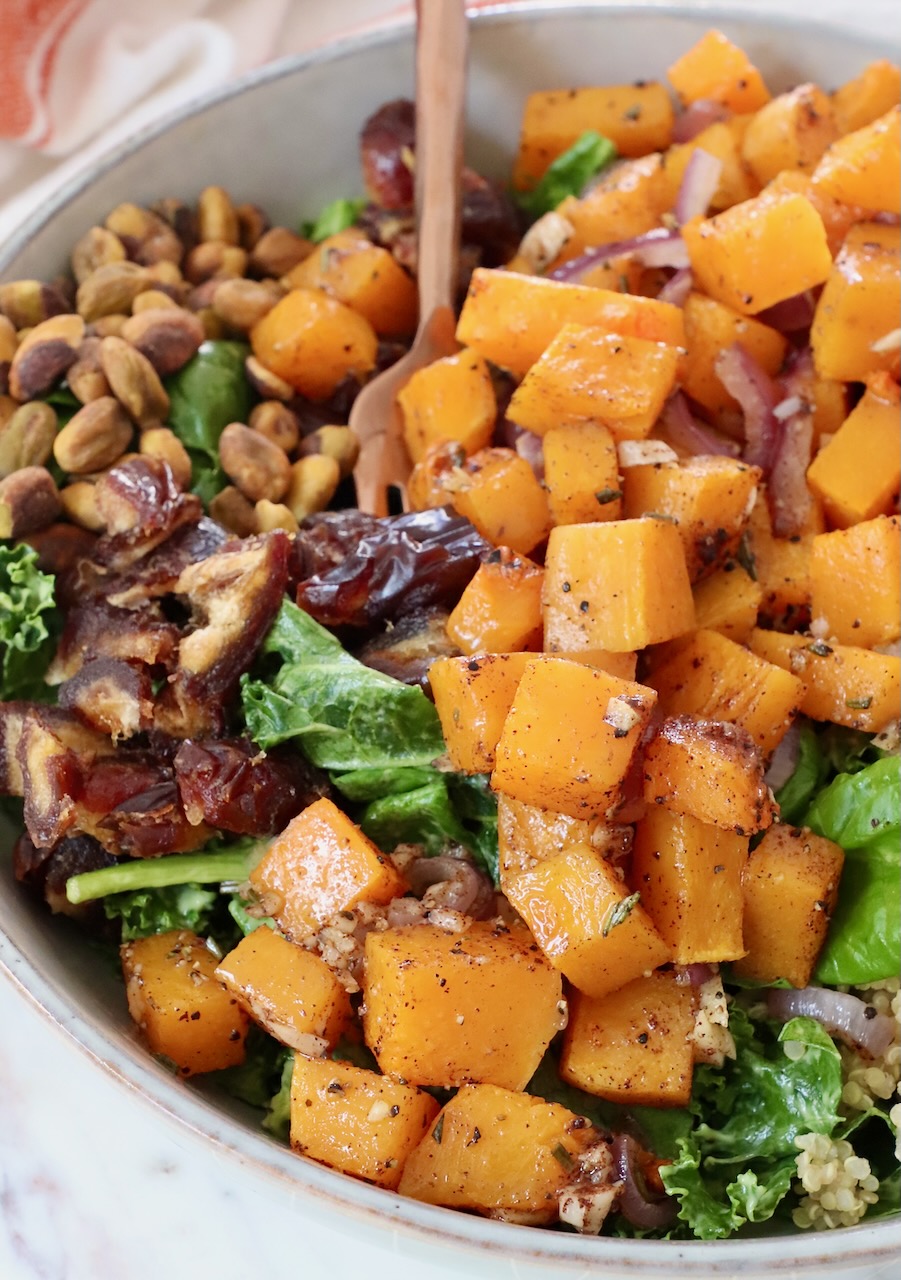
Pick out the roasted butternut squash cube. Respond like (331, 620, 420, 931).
(497, 793, 606, 882)
(763, 167, 867, 258)
(215, 927, 351, 1052)
(290, 1055, 439, 1190)
(642, 715, 776, 835)
(832, 60, 901, 135)
(445, 548, 544, 655)
(502, 841, 670, 999)
(450, 447, 551, 555)
(741, 83, 838, 186)
(649, 627, 805, 756)
(632, 807, 748, 964)
(362, 920, 563, 1090)
(682, 189, 832, 316)
(248, 797, 406, 941)
(429, 651, 535, 774)
(250, 287, 378, 399)
(282, 229, 418, 336)
(121, 930, 248, 1077)
(692, 561, 763, 642)
(492, 657, 657, 820)
(680, 292, 788, 417)
(812, 106, 900, 214)
(552, 649, 639, 681)
(745, 498, 815, 631)
(552, 153, 673, 264)
(806, 382, 901, 527)
(660, 122, 759, 213)
(397, 347, 497, 463)
(561, 972, 696, 1107)
(543, 519, 695, 653)
(456, 269, 686, 378)
(543, 422, 623, 525)
(398, 1084, 600, 1219)
(810, 516, 900, 649)
(667, 29, 771, 114)
(810, 222, 901, 383)
(732, 824, 845, 988)
(506, 324, 681, 442)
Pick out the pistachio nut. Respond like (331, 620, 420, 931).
(254, 499, 299, 534)
(139, 427, 192, 490)
(209, 484, 257, 538)
(244, 354, 294, 402)
(184, 241, 248, 285)
(0, 401, 58, 478)
(249, 227, 313, 279)
(53, 396, 134, 474)
(218, 422, 291, 503)
(0, 279, 70, 329)
(0, 316, 16, 395)
(89, 314, 129, 338)
(66, 336, 110, 404)
(76, 261, 151, 322)
(150, 198, 198, 251)
(236, 203, 270, 251)
(211, 277, 283, 332)
(59, 480, 107, 532)
(120, 307, 204, 376)
(99, 335, 170, 426)
(248, 401, 300, 454)
(197, 186, 240, 247)
(0, 466, 61, 538)
(299, 424, 360, 479)
(285, 454, 341, 522)
(70, 226, 127, 285)
(131, 290, 181, 314)
(105, 202, 183, 266)
(8, 313, 85, 402)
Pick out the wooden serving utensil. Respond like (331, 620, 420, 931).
(350, 0, 467, 517)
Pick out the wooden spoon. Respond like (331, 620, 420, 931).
(350, 0, 467, 517)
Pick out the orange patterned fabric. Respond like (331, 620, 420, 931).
(0, 0, 87, 144)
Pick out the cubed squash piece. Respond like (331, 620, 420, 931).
(492, 657, 658, 820)
(745, 498, 815, 631)
(543, 422, 623, 524)
(747, 629, 901, 734)
(660, 122, 759, 213)
(806, 384, 901, 528)
(397, 347, 496, 463)
(543, 519, 695, 653)
(621, 456, 761, 582)
(506, 324, 681, 442)
(248, 797, 406, 941)
(497, 793, 606, 882)
(250, 288, 378, 399)
(450, 447, 551, 555)
(812, 106, 900, 214)
(121, 930, 248, 1077)
(429, 651, 535, 774)
(632, 807, 748, 963)
(215, 927, 351, 1052)
(398, 1084, 600, 1219)
(732, 824, 845, 987)
(682, 190, 832, 315)
(513, 82, 674, 190)
(832, 61, 901, 135)
(561, 972, 696, 1107)
(290, 1055, 440, 1190)
(667, 29, 771, 113)
(503, 841, 670, 999)
(692, 561, 763, 642)
(649, 627, 805, 756)
(446, 548, 544, 655)
(810, 222, 901, 382)
(362, 920, 564, 1089)
(763, 167, 869, 258)
(282, 230, 418, 336)
(643, 715, 776, 835)
(552, 153, 673, 264)
(680, 292, 788, 417)
(456, 269, 685, 377)
(810, 516, 900, 648)
(741, 83, 838, 186)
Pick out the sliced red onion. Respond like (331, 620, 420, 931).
(765, 720, 801, 791)
(756, 290, 817, 334)
(767, 405, 814, 538)
(407, 853, 496, 919)
(548, 227, 689, 283)
(674, 962, 716, 987)
(671, 98, 731, 143)
(660, 390, 741, 458)
(612, 1133, 677, 1230)
(515, 428, 545, 481)
(714, 343, 780, 471)
(767, 987, 898, 1059)
(657, 266, 693, 307)
(674, 149, 723, 225)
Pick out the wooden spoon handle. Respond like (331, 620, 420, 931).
(414, 0, 468, 324)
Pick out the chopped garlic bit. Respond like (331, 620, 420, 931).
(603, 696, 642, 736)
(689, 975, 736, 1066)
(617, 439, 679, 468)
(367, 1099, 391, 1123)
(870, 327, 901, 354)
(556, 1140, 619, 1235)
(518, 210, 574, 273)
(773, 394, 805, 421)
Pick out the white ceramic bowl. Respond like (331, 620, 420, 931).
(1, 5, 899, 1277)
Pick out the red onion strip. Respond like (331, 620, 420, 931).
(671, 98, 731, 143)
(657, 266, 693, 307)
(714, 343, 780, 470)
(674, 149, 723, 224)
(548, 227, 689, 283)
(765, 720, 801, 791)
(612, 1133, 677, 1230)
(660, 391, 741, 458)
(756, 290, 817, 334)
(766, 987, 898, 1058)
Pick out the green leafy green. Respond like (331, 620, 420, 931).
(774, 721, 828, 825)
(805, 756, 901, 985)
(262, 1052, 295, 1139)
(226, 896, 276, 936)
(66, 837, 268, 905)
(241, 599, 446, 769)
(216, 1027, 290, 1114)
(301, 197, 366, 242)
(0, 543, 59, 701)
(164, 340, 253, 505)
(103, 884, 219, 940)
(515, 130, 618, 219)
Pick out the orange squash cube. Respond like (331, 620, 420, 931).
(121, 930, 248, 1077)
(492, 657, 658, 820)
(680, 291, 788, 417)
(660, 122, 759, 213)
(362, 921, 564, 1090)
(429, 651, 535, 774)
(812, 106, 900, 214)
(543, 422, 623, 525)
(397, 347, 497, 463)
(215, 927, 351, 1052)
(552, 153, 673, 264)
(809, 515, 900, 649)
(806, 382, 901, 528)
(811, 222, 901, 382)
(248, 797, 406, 941)
(450, 447, 551, 555)
(250, 287, 378, 399)
(543, 519, 695, 653)
(632, 807, 748, 964)
(290, 1055, 440, 1190)
(832, 61, 901, 135)
(561, 972, 696, 1107)
(445, 548, 544, 655)
(745, 498, 816, 631)
(497, 793, 606, 882)
(692, 562, 763, 642)
(503, 841, 670, 999)
(763, 168, 867, 257)
(741, 83, 838, 186)
(552, 649, 639, 681)
(282, 230, 418, 336)
(667, 29, 771, 114)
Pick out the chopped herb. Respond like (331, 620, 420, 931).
(515, 130, 618, 219)
(551, 1142, 575, 1171)
(736, 532, 757, 581)
(602, 891, 641, 938)
(807, 640, 833, 657)
(845, 696, 873, 710)
(595, 488, 623, 505)
(432, 1114, 445, 1144)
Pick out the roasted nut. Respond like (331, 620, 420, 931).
(219, 422, 291, 503)
(299, 424, 360, 479)
(150, 198, 198, 250)
(197, 186, 240, 246)
(0, 466, 61, 537)
(254, 499, 299, 534)
(76, 261, 150, 322)
(67, 336, 111, 404)
(59, 480, 107, 532)
(185, 280, 220, 312)
(198, 309, 227, 340)
(131, 289, 181, 314)
(236, 202, 270, 251)
(285, 454, 341, 521)
(249, 226, 313, 278)
(248, 400, 300, 454)
(143, 260, 185, 289)
(244, 354, 294, 401)
(0, 401, 58, 477)
(8, 313, 85, 401)
(209, 484, 257, 537)
(105, 202, 183, 266)
(139, 427, 192, 489)
(99, 335, 170, 426)
(0, 279, 70, 329)
(211, 277, 283, 332)
(0, 316, 17, 394)
(53, 396, 134, 474)
(184, 241, 248, 285)
(21, 521, 98, 576)
(120, 307, 204, 376)
(71, 226, 127, 284)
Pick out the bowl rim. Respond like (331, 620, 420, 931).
(2, 2, 900, 1271)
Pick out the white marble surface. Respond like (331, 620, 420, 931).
(1, 2, 898, 1278)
